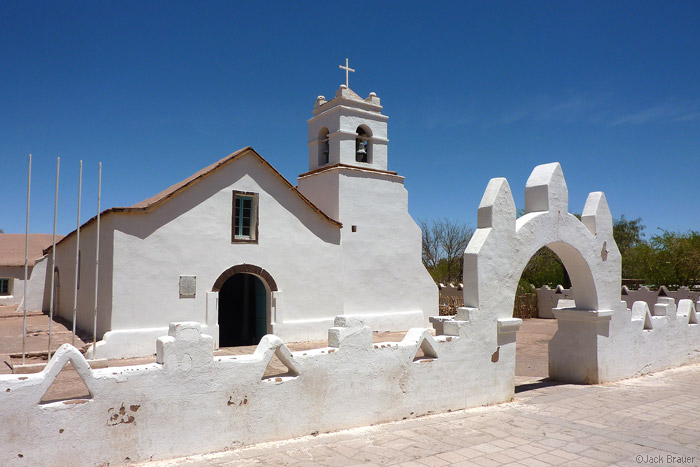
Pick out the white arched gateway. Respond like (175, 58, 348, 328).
(462, 162, 620, 383)
(449, 162, 700, 385)
(464, 162, 620, 319)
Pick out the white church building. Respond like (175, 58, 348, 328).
(38, 80, 437, 358)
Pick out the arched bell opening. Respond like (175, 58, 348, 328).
(355, 125, 372, 163)
(317, 127, 330, 166)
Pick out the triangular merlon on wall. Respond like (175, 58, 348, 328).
(38, 344, 95, 403)
(402, 328, 439, 361)
(254, 335, 300, 378)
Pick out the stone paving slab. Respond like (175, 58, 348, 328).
(0, 305, 88, 363)
(137, 364, 700, 467)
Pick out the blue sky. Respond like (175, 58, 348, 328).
(1, 1, 698, 239)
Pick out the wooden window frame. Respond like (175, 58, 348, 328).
(232, 190, 259, 244)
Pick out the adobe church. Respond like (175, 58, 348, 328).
(30, 74, 438, 358)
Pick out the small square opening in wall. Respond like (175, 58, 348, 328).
(179, 275, 196, 298)
(351, 225, 357, 232)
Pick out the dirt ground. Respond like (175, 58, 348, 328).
(0, 305, 556, 402)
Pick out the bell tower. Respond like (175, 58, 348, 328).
(306, 60, 388, 172)
(298, 59, 397, 221)
(297, 61, 437, 327)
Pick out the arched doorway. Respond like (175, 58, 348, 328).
(514, 246, 574, 381)
(212, 264, 278, 347)
(218, 274, 267, 346)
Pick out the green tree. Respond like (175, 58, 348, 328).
(514, 209, 570, 291)
(649, 230, 700, 288)
(518, 247, 570, 292)
(613, 215, 645, 253)
(420, 218, 474, 284)
(613, 215, 647, 279)
(623, 242, 656, 282)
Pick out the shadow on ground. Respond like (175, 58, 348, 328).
(515, 378, 566, 393)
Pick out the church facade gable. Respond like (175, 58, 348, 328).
(93, 151, 345, 357)
(35, 72, 438, 359)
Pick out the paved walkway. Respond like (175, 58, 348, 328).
(139, 364, 700, 467)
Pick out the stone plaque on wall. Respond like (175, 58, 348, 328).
(179, 275, 196, 298)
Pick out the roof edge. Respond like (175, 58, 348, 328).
(298, 163, 400, 179)
(46, 147, 341, 254)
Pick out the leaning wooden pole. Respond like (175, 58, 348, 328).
(72, 160, 82, 346)
(22, 154, 32, 365)
(92, 162, 101, 358)
(47, 157, 60, 360)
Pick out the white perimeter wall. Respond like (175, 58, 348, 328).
(0, 316, 515, 467)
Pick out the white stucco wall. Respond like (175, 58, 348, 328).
(0, 260, 49, 311)
(0, 316, 515, 467)
(0, 266, 25, 306)
(337, 170, 437, 325)
(299, 166, 438, 330)
(537, 285, 700, 319)
(295, 170, 340, 220)
(51, 216, 114, 340)
(96, 152, 344, 357)
(461, 162, 700, 384)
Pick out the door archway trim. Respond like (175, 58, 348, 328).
(212, 264, 278, 292)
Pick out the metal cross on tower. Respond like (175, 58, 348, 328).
(339, 58, 355, 88)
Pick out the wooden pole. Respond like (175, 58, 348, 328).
(22, 154, 31, 365)
(92, 162, 101, 358)
(72, 161, 82, 346)
(47, 157, 60, 360)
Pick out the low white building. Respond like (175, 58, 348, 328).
(42, 83, 437, 358)
(0, 233, 57, 310)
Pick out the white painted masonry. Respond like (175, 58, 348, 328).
(454, 162, 700, 383)
(299, 85, 435, 331)
(0, 266, 23, 306)
(537, 284, 700, 319)
(0, 233, 53, 311)
(2, 161, 700, 466)
(0, 318, 511, 467)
